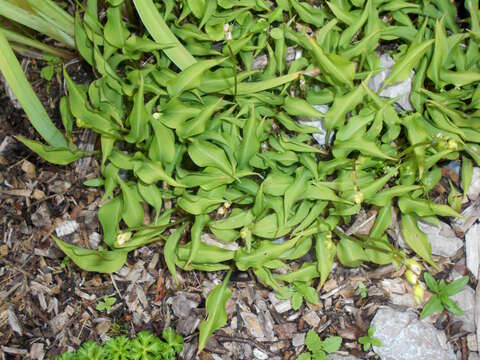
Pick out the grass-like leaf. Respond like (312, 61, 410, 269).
(132, 0, 196, 70)
(0, 28, 67, 147)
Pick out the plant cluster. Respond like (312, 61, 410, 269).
(421, 273, 469, 319)
(55, 329, 183, 360)
(1, 0, 479, 353)
(298, 330, 342, 360)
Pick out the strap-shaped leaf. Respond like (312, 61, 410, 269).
(198, 270, 232, 354)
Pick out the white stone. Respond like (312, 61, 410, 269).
(467, 168, 480, 200)
(397, 220, 463, 258)
(55, 220, 79, 237)
(299, 104, 332, 146)
(292, 332, 306, 347)
(467, 334, 478, 352)
(450, 286, 476, 333)
(466, 223, 480, 278)
(368, 54, 414, 111)
(371, 307, 456, 360)
(417, 221, 463, 257)
(253, 348, 268, 360)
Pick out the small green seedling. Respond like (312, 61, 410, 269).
(357, 282, 367, 298)
(420, 273, 469, 319)
(358, 326, 382, 351)
(298, 330, 342, 360)
(96, 295, 117, 314)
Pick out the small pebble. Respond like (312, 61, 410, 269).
(467, 334, 478, 352)
(292, 332, 306, 347)
(253, 348, 268, 360)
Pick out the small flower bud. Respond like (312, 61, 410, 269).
(223, 202, 231, 209)
(353, 192, 364, 204)
(406, 259, 423, 275)
(116, 231, 132, 246)
(413, 283, 425, 305)
(405, 269, 418, 285)
(447, 139, 458, 151)
(217, 206, 226, 216)
(240, 228, 248, 239)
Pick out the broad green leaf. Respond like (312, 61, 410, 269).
(401, 214, 436, 267)
(16, 136, 85, 165)
(188, 140, 234, 176)
(54, 236, 128, 273)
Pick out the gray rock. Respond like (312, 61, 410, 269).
(176, 315, 200, 336)
(417, 221, 463, 257)
(371, 307, 456, 360)
(397, 220, 463, 257)
(466, 223, 480, 278)
(469, 353, 480, 360)
(467, 334, 478, 352)
(253, 348, 268, 360)
(450, 286, 476, 332)
(467, 167, 480, 201)
(368, 54, 414, 111)
(292, 332, 306, 347)
(299, 104, 332, 146)
(169, 293, 199, 318)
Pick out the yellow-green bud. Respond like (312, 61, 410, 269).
(413, 283, 425, 305)
(116, 231, 132, 246)
(217, 206, 226, 216)
(353, 192, 364, 204)
(405, 269, 418, 285)
(240, 228, 248, 239)
(406, 259, 423, 275)
(447, 139, 458, 150)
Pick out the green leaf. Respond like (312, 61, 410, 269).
(164, 224, 187, 284)
(401, 214, 436, 267)
(420, 295, 444, 319)
(125, 76, 149, 144)
(133, 0, 196, 70)
(53, 236, 128, 273)
(383, 40, 434, 88)
(321, 336, 342, 353)
(119, 179, 144, 228)
(336, 237, 367, 267)
(16, 136, 85, 165)
(188, 140, 234, 176)
(198, 270, 232, 354)
(98, 196, 123, 248)
(442, 276, 469, 297)
(167, 58, 225, 97)
(305, 330, 323, 353)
